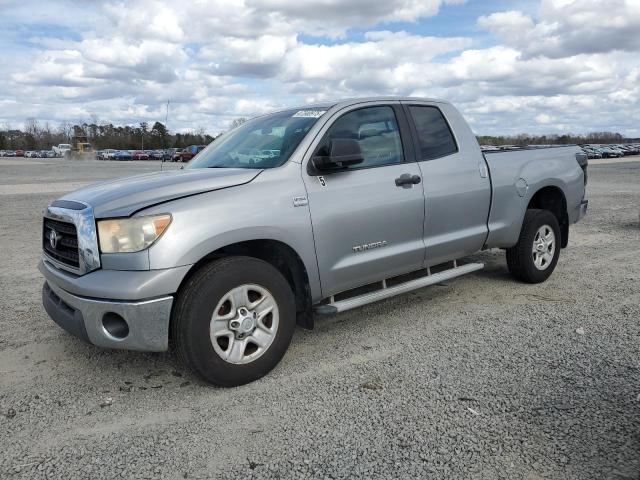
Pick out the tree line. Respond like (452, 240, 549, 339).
(476, 132, 638, 146)
(0, 119, 216, 151)
(1, 118, 636, 151)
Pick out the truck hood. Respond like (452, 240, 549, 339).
(61, 168, 262, 218)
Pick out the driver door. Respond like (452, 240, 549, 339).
(303, 103, 426, 297)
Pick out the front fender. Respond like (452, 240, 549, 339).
(142, 164, 323, 301)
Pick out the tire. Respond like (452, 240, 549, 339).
(171, 256, 296, 387)
(506, 209, 561, 284)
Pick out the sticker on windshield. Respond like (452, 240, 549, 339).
(292, 110, 326, 118)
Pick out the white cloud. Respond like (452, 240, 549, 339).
(535, 113, 552, 124)
(479, 0, 640, 58)
(248, 0, 465, 36)
(283, 31, 471, 86)
(199, 35, 297, 77)
(477, 11, 536, 44)
(0, 0, 639, 136)
(103, 2, 186, 43)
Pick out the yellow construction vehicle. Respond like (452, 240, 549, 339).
(68, 126, 95, 159)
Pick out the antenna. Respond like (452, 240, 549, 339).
(161, 100, 170, 172)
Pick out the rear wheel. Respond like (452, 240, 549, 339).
(171, 256, 296, 386)
(506, 209, 561, 283)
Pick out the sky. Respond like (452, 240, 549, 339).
(0, 0, 639, 136)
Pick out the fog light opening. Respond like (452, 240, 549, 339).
(102, 312, 129, 340)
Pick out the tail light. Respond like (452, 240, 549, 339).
(575, 152, 588, 186)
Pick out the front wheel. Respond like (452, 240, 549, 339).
(171, 256, 296, 386)
(506, 209, 561, 283)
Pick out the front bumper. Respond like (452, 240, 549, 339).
(43, 280, 173, 351)
(39, 259, 192, 351)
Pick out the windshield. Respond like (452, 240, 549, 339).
(187, 108, 326, 169)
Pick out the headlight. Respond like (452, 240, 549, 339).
(97, 214, 172, 253)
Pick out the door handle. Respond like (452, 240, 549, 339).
(395, 174, 422, 187)
(478, 161, 488, 178)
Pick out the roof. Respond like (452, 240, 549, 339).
(332, 96, 447, 108)
(271, 96, 448, 115)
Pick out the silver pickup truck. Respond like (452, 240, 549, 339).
(40, 97, 588, 386)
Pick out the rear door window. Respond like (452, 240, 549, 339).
(408, 106, 458, 160)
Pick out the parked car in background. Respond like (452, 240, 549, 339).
(115, 150, 132, 161)
(52, 144, 72, 157)
(618, 145, 639, 155)
(581, 146, 602, 159)
(606, 146, 623, 156)
(14, 149, 25, 157)
(145, 150, 162, 160)
(132, 150, 149, 160)
(163, 148, 178, 161)
(481, 145, 501, 152)
(610, 147, 626, 157)
(598, 147, 622, 158)
(174, 145, 206, 162)
(97, 149, 117, 160)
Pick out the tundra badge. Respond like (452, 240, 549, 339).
(353, 241, 388, 252)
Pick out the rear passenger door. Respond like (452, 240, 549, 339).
(303, 103, 426, 297)
(403, 102, 491, 266)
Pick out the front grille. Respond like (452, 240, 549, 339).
(43, 218, 80, 268)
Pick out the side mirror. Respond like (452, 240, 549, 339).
(312, 138, 364, 172)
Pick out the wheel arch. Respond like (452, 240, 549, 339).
(526, 185, 569, 248)
(174, 239, 315, 331)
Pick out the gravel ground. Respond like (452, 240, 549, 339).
(0, 157, 638, 479)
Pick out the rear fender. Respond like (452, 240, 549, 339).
(484, 146, 583, 248)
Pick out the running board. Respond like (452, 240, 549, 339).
(314, 262, 484, 315)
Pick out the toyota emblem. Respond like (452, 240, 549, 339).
(49, 229, 60, 249)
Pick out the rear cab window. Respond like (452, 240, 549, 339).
(407, 105, 458, 160)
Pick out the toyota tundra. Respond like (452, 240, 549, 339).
(40, 98, 588, 386)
